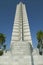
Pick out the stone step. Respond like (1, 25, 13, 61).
(0, 55, 32, 65)
(11, 42, 31, 55)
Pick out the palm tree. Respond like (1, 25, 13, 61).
(0, 33, 6, 55)
(0, 33, 5, 45)
(36, 30, 43, 55)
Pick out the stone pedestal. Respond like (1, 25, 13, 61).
(10, 41, 32, 65)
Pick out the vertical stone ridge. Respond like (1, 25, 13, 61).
(22, 4, 32, 44)
(19, 2, 23, 41)
(20, 3, 24, 41)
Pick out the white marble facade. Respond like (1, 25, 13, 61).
(0, 2, 43, 65)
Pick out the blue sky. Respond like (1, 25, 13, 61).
(0, 0, 43, 49)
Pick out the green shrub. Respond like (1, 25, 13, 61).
(0, 50, 3, 56)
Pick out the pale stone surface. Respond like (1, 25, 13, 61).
(11, 41, 31, 55)
(33, 55, 43, 65)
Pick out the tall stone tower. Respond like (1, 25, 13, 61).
(11, 2, 32, 43)
(10, 2, 33, 65)
(11, 2, 32, 55)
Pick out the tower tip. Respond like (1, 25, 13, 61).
(18, 1, 24, 5)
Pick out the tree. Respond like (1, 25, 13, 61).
(36, 31, 43, 42)
(36, 30, 43, 55)
(0, 33, 5, 45)
(0, 33, 6, 56)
